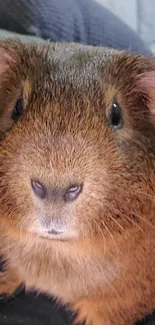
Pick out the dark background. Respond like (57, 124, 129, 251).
(0, 289, 155, 325)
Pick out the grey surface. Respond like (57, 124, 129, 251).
(96, 0, 155, 53)
(0, 0, 151, 56)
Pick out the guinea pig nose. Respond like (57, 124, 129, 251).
(64, 184, 83, 202)
(31, 179, 46, 199)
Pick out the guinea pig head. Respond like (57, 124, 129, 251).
(0, 41, 155, 244)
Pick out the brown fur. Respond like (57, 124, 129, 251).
(0, 40, 155, 324)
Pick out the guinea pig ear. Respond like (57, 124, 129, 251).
(0, 45, 15, 79)
(0, 44, 24, 136)
(136, 71, 155, 115)
(0, 42, 32, 100)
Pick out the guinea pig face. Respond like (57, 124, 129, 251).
(1, 42, 155, 243)
(0, 92, 118, 241)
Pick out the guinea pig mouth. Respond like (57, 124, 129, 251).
(47, 228, 63, 235)
(33, 223, 77, 241)
(40, 229, 63, 239)
(38, 229, 76, 241)
(29, 217, 77, 240)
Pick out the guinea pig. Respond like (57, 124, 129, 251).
(0, 40, 155, 325)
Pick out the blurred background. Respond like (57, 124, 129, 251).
(0, 0, 154, 55)
(97, 0, 155, 53)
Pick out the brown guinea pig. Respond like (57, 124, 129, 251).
(0, 40, 155, 325)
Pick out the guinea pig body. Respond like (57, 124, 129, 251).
(0, 41, 155, 324)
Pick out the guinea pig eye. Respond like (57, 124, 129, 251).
(11, 95, 23, 122)
(109, 98, 123, 130)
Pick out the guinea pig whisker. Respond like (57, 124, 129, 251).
(123, 215, 144, 232)
(109, 204, 145, 232)
(100, 219, 120, 281)
(1, 242, 17, 253)
(6, 238, 15, 261)
(19, 224, 25, 243)
(99, 219, 117, 248)
(132, 213, 155, 230)
(134, 190, 155, 202)
(108, 215, 124, 231)
(93, 217, 105, 240)
(92, 218, 106, 257)
(33, 290, 42, 299)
